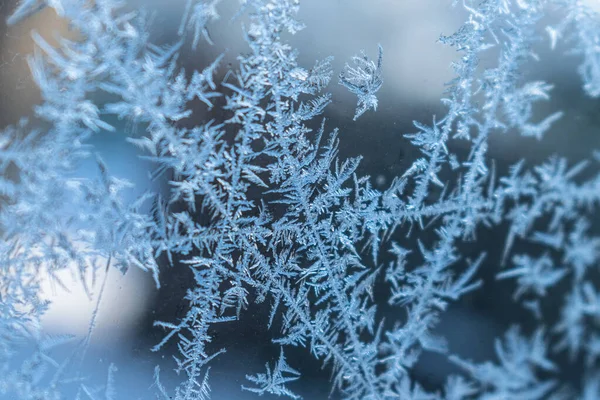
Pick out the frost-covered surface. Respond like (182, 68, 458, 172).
(1, 0, 600, 399)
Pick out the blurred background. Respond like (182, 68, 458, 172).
(0, 0, 599, 398)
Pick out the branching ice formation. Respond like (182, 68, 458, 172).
(339, 45, 384, 120)
(1, 0, 600, 399)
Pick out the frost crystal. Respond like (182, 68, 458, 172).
(339, 44, 384, 120)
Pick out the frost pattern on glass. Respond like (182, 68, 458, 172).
(2, 0, 600, 399)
